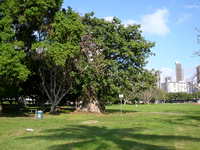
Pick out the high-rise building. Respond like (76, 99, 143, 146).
(196, 65, 200, 84)
(155, 71, 161, 88)
(161, 77, 188, 93)
(175, 62, 183, 82)
(165, 76, 172, 83)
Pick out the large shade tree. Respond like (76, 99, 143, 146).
(0, 1, 30, 108)
(73, 14, 155, 112)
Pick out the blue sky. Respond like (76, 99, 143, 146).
(63, 0, 200, 81)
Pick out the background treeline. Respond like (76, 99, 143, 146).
(134, 89, 200, 104)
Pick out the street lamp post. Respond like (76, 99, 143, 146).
(119, 94, 124, 115)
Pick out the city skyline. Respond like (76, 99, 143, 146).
(159, 62, 199, 83)
(159, 62, 199, 93)
(63, 0, 200, 80)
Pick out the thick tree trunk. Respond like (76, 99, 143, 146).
(50, 104, 57, 114)
(76, 95, 105, 113)
(80, 87, 105, 113)
(0, 104, 2, 114)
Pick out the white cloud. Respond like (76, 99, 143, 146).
(103, 9, 170, 36)
(140, 8, 170, 36)
(176, 14, 191, 24)
(185, 4, 200, 9)
(123, 19, 137, 27)
(122, 8, 170, 36)
(104, 16, 114, 22)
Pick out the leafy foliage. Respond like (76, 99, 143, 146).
(0, 1, 155, 113)
(166, 92, 200, 101)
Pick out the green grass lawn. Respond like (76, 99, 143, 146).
(1, 104, 200, 150)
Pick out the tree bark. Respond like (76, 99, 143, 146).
(76, 89, 105, 113)
(50, 104, 57, 114)
(0, 104, 3, 114)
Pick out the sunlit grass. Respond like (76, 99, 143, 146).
(0, 104, 200, 150)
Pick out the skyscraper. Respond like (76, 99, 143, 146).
(155, 71, 161, 88)
(165, 76, 172, 83)
(196, 65, 200, 84)
(175, 62, 183, 82)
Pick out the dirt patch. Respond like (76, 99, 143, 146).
(8, 130, 26, 137)
(70, 111, 102, 115)
(192, 103, 200, 105)
(81, 120, 99, 124)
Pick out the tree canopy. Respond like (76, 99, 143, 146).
(0, 1, 155, 113)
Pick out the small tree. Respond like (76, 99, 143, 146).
(32, 9, 84, 113)
(137, 70, 157, 104)
(152, 88, 167, 103)
(139, 88, 154, 104)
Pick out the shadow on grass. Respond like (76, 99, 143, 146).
(0, 104, 30, 117)
(0, 113, 29, 117)
(19, 125, 200, 150)
(174, 115, 200, 127)
(180, 115, 200, 121)
(154, 114, 200, 127)
(0, 105, 75, 117)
